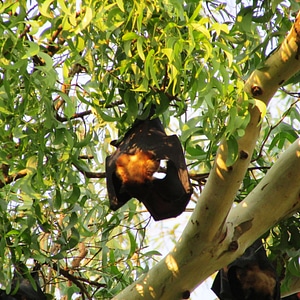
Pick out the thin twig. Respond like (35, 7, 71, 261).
(72, 163, 106, 179)
(56, 110, 92, 122)
(0, 169, 28, 188)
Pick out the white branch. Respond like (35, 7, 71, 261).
(227, 138, 300, 250)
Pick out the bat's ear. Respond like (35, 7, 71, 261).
(110, 139, 119, 147)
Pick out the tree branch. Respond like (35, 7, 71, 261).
(50, 262, 106, 299)
(72, 163, 106, 179)
(227, 138, 300, 249)
(56, 110, 92, 122)
(0, 169, 28, 188)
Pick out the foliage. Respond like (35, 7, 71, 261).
(0, 0, 300, 298)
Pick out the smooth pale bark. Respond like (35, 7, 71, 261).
(114, 11, 300, 300)
(281, 276, 300, 297)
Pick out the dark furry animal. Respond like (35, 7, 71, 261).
(212, 239, 280, 300)
(106, 117, 192, 221)
(0, 265, 46, 300)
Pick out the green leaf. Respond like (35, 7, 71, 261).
(0, 106, 13, 115)
(74, 131, 93, 148)
(133, 78, 148, 92)
(287, 257, 300, 277)
(66, 184, 81, 204)
(97, 109, 118, 122)
(145, 49, 155, 79)
(37, 52, 54, 71)
(124, 90, 138, 117)
(188, 2, 202, 22)
(26, 156, 38, 173)
(75, 7, 93, 34)
(65, 212, 78, 231)
(21, 41, 40, 59)
(56, 92, 76, 118)
(190, 22, 211, 39)
(137, 37, 145, 60)
(252, 99, 267, 121)
(38, 0, 54, 18)
(127, 231, 136, 259)
(6, 230, 19, 237)
(122, 32, 139, 41)
(116, 0, 125, 12)
(226, 135, 239, 166)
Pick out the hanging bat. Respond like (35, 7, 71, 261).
(212, 239, 280, 300)
(0, 263, 47, 300)
(105, 117, 192, 221)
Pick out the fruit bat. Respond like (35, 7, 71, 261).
(212, 239, 280, 300)
(0, 263, 47, 300)
(105, 117, 192, 221)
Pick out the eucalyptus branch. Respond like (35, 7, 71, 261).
(0, 169, 28, 188)
(99, 100, 124, 108)
(47, 24, 64, 56)
(79, 155, 94, 160)
(50, 262, 103, 300)
(72, 163, 106, 179)
(19, 25, 31, 39)
(56, 110, 92, 122)
(161, 64, 169, 92)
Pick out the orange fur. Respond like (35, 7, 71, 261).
(116, 151, 159, 184)
(236, 265, 276, 297)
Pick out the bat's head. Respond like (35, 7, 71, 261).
(232, 264, 277, 300)
(115, 150, 160, 184)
